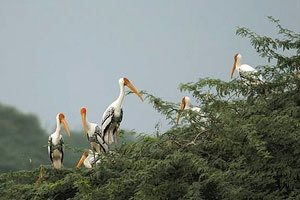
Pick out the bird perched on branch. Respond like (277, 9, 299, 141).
(177, 96, 200, 125)
(48, 113, 71, 169)
(101, 77, 143, 149)
(81, 107, 108, 155)
(177, 97, 207, 129)
(76, 149, 100, 168)
(231, 53, 263, 84)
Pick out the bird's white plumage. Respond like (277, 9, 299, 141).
(48, 114, 64, 169)
(178, 97, 207, 126)
(239, 64, 257, 73)
(80, 150, 116, 168)
(184, 97, 204, 120)
(101, 78, 125, 146)
(81, 108, 108, 153)
(191, 107, 201, 112)
(183, 97, 195, 110)
(101, 77, 143, 148)
(87, 123, 106, 153)
(83, 150, 101, 168)
(233, 54, 263, 84)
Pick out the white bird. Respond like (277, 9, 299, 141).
(177, 96, 201, 125)
(231, 53, 263, 84)
(76, 149, 101, 169)
(101, 77, 143, 148)
(81, 107, 108, 154)
(48, 113, 71, 169)
(176, 96, 209, 131)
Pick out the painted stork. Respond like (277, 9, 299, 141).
(76, 149, 100, 169)
(81, 107, 108, 154)
(48, 113, 71, 169)
(176, 96, 201, 125)
(176, 96, 208, 131)
(101, 77, 143, 148)
(231, 53, 263, 84)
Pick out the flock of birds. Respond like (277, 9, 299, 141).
(47, 53, 262, 169)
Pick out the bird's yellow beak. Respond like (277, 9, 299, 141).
(61, 118, 71, 136)
(81, 108, 87, 137)
(176, 99, 186, 125)
(124, 79, 144, 102)
(231, 58, 237, 79)
(76, 152, 88, 168)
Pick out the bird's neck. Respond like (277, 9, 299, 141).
(185, 101, 192, 110)
(54, 118, 61, 137)
(114, 83, 125, 111)
(85, 118, 93, 134)
(236, 58, 242, 71)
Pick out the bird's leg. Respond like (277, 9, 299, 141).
(91, 146, 97, 167)
(107, 133, 110, 145)
(114, 129, 118, 149)
(106, 134, 110, 152)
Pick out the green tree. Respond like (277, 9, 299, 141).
(0, 104, 49, 172)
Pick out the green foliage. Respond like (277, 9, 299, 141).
(0, 104, 49, 172)
(1, 17, 300, 199)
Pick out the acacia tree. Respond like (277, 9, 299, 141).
(132, 17, 300, 199)
(1, 17, 300, 200)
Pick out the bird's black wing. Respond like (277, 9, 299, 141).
(119, 108, 123, 123)
(59, 137, 64, 164)
(48, 136, 53, 163)
(95, 125, 108, 153)
(101, 107, 114, 138)
(95, 125, 101, 137)
(112, 108, 123, 135)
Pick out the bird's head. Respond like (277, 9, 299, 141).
(80, 107, 87, 137)
(231, 53, 242, 79)
(120, 77, 144, 102)
(76, 149, 89, 168)
(58, 113, 71, 136)
(176, 97, 188, 125)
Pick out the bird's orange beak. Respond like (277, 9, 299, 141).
(62, 119, 71, 137)
(59, 113, 71, 136)
(124, 78, 144, 102)
(61, 118, 71, 137)
(81, 108, 87, 137)
(231, 57, 237, 79)
(176, 98, 186, 125)
(76, 151, 88, 168)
